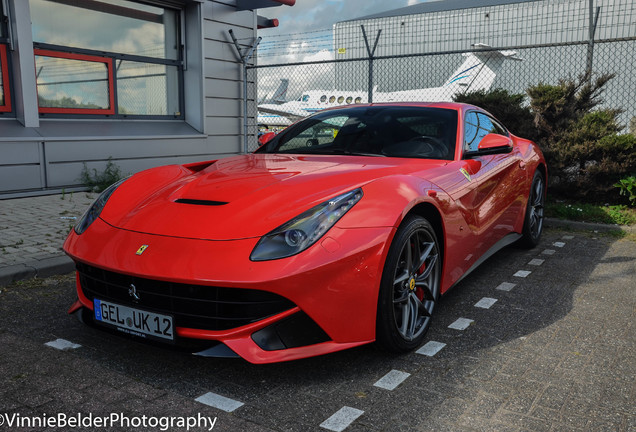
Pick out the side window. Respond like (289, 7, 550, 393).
(464, 112, 483, 152)
(491, 118, 509, 136)
(464, 112, 506, 152)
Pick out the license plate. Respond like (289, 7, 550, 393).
(93, 299, 174, 342)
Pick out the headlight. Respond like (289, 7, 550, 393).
(250, 188, 363, 261)
(74, 178, 127, 235)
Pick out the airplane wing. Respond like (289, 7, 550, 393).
(258, 104, 307, 122)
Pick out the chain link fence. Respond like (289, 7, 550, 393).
(245, 0, 635, 152)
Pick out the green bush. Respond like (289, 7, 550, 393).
(526, 74, 636, 202)
(452, 89, 538, 140)
(455, 76, 636, 205)
(80, 158, 124, 193)
(615, 175, 636, 206)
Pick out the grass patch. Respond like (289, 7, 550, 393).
(545, 199, 636, 225)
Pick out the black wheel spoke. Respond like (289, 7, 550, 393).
(415, 242, 435, 273)
(393, 289, 409, 305)
(411, 292, 431, 318)
(416, 252, 438, 281)
(393, 269, 409, 287)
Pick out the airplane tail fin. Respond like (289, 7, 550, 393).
(442, 44, 522, 98)
(259, 78, 289, 105)
(271, 78, 289, 104)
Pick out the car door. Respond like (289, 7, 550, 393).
(462, 111, 525, 252)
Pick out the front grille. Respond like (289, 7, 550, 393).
(77, 263, 296, 331)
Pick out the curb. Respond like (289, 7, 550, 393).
(544, 217, 635, 233)
(0, 255, 74, 287)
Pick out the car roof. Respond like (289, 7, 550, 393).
(315, 101, 481, 115)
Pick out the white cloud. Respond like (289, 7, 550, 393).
(260, 0, 415, 35)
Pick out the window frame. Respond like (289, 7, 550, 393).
(29, 0, 185, 120)
(34, 48, 115, 115)
(0, 44, 11, 113)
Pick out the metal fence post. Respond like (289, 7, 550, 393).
(229, 29, 261, 154)
(361, 25, 381, 103)
(586, 0, 601, 81)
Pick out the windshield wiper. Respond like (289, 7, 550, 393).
(342, 151, 386, 157)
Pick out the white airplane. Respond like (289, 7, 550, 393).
(258, 44, 521, 126)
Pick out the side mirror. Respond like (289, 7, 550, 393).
(477, 133, 513, 153)
(258, 131, 276, 146)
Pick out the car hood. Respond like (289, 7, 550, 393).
(100, 154, 446, 240)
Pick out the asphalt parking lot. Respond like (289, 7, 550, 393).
(0, 227, 634, 432)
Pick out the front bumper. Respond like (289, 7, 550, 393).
(64, 218, 394, 363)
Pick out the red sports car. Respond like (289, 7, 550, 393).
(64, 102, 546, 364)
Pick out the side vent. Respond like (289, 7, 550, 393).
(175, 199, 228, 206)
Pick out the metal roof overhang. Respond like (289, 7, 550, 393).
(236, 0, 296, 11)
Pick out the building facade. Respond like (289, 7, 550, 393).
(331, 0, 635, 126)
(0, 0, 288, 198)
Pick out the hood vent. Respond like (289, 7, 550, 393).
(175, 198, 229, 206)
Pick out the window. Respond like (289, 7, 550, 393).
(35, 49, 114, 114)
(319, 95, 327, 103)
(0, 44, 10, 113)
(0, 2, 11, 113)
(345, 96, 352, 104)
(30, 0, 182, 117)
(464, 111, 508, 152)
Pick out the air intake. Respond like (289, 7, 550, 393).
(175, 199, 228, 206)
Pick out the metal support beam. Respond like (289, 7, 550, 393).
(586, 0, 601, 81)
(361, 25, 381, 103)
(229, 29, 261, 154)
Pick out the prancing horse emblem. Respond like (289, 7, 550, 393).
(136, 244, 148, 255)
(129, 284, 140, 301)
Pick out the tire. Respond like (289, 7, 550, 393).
(519, 169, 546, 248)
(376, 215, 441, 352)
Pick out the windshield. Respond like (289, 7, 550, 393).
(256, 106, 458, 160)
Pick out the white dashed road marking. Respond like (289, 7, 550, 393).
(562, 235, 574, 240)
(45, 339, 81, 351)
(496, 282, 516, 291)
(416, 341, 446, 356)
(320, 407, 364, 432)
(542, 249, 556, 255)
(553, 242, 566, 247)
(195, 392, 244, 412)
(528, 258, 544, 266)
(448, 318, 474, 330)
(374, 370, 411, 390)
(474, 297, 497, 309)
(514, 270, 531, 278)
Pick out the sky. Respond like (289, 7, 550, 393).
(255, 0, 428, 96)
(259, 0, 425, 36)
